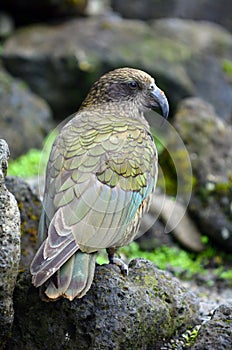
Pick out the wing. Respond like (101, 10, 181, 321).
(31, 111, 157, 284)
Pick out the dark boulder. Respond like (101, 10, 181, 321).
(0, 67, 53, 159)
(173, 98, 232, 251)
(5, 176, 42, 270)
(2, 18, 232, 121)
(190, 304, 232, 350)
(7, 259, 199, 350)
(111, 0, 232, 33)
(0, 140, 20, 347)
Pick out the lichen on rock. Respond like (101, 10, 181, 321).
(0, 139, 21, 347)
(7, 259, 199, 350)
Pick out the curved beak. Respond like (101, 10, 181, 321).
(150, 87, 169, 119)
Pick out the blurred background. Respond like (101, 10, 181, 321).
(0, 0, 231, 291)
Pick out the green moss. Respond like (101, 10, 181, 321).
(218, 269, 232, 283)
(139, 37, 191, 64)
(222, 59, 232, 81)
(8, 149, 42, 178)
(214, 182, 232, 195)
(200, 181, 232, 197)
(7, 131, 57, 178)
(195, 181, 232, 219)
(97, 242, 232, 284)
(182, 327, 200, 347)
(96, 253, 108, 265)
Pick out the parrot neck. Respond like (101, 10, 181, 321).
(79, 101, 149, 127)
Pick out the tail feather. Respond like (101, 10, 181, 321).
(75, 253, 97, 299)
(45, 251, 97, 301)
(30, 239, 78, 287)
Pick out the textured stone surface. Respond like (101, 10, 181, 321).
(0, 140, 21, 347)
(5, 176, 42, 270)
(172, 98, 232, 251)
(6, 259, 199, 350)
(150, 19, 232, 121)
(190, 304, 232, 350)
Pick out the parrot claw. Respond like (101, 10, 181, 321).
(110, 256, 129, 276)
(107, 248, 129, 276)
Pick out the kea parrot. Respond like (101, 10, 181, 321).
(30, 67, 169, 301)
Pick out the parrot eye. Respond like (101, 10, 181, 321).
(128, 81, 138, 90)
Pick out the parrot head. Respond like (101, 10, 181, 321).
(81, 67, 169, 119)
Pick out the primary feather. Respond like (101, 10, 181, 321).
(30, 67, 169, 300)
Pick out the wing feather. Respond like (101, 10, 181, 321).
(32, 113, 157, 286)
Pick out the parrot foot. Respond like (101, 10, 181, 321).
(107, 247, 129, 276)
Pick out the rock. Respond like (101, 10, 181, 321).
(3, 17, 177, 119)
(150, 194, 204, 252)
(87, 0, 111, 16)
(136, 188, 178, 251)
(0, 12, 14, 39)
(173, 98, 232, 251)
(136, 215, 176, 251)
(2, 18, 232, 121)
(6, 259, 199, 350)
(190, 304, 232, 350)
(5, 176, 42, 270)
(111, 0, 232, 33)
(111, 0, 178, 20)
(0, 0, 88, 25)
(150, 19, 232, 122)
(0, 66, 53, 159)
(137, 191, 204, 253)
(0, 140, 21, 347)
(174, 98, 232, 185)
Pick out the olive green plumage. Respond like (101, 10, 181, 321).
(30, 67, 169, 301)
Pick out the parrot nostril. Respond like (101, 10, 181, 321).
(149, 83, 157, 91)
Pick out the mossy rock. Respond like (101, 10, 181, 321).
(7, 259, 199, 350)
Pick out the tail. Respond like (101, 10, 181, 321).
(30, 207, 97, 301)
(44, 251, 97, 301)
